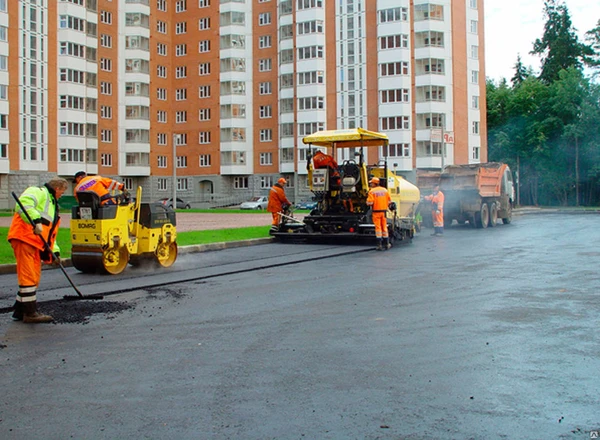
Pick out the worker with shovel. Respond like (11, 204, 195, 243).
(267, 177, 292, 235)
(8, 177, 69, 323)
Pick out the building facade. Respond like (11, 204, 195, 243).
(0, 0, 487, 209)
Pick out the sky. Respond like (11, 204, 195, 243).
(484, 0, 600, 82)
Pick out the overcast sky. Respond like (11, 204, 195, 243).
(484, 0, 600, 82)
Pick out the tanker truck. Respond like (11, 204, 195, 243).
(418, 162, 515, 228)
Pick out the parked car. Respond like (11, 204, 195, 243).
(157, 197, 191, 209)
(240, 196, 268, 210)
(296, 200, 317, 210)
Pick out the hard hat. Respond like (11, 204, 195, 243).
(73, 171, 87, 183)
(278, 177, 287, 185)
(369, 177, 380, 185)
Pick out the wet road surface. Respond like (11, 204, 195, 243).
(0, 213, 599, 439)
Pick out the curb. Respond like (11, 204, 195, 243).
(0, 237, 275, 276)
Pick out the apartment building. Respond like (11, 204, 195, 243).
(0, 0, 486, 209)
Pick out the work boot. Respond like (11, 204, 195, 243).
(383, 238, 392, 250)
(11, 301, 23, 321)
(375, 239, 383, 251)
(269, 225, 279, 236)
(22, 301, 53, 324)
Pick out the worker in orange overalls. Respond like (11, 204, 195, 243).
(8, 178, 69, 323)
(424, 184, 445, 236)
(367, 177, 392, 251)
(267, 177, 292, 235)
(73, 171, 127, 205)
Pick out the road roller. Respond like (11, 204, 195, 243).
(70, 187, 177, 274)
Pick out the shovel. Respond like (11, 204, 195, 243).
(11, 192, 103, 301)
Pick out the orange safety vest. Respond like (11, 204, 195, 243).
(74, 175, 124, 205)
(367, 185, 391, 212)
(8, 184, 61, 259)
(267, 184, 291, 213)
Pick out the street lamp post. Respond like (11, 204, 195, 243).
(172, 133, 179, 209)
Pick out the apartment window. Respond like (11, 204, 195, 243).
(258, 82, 272, 95)
(233, 177, 249, 189)
(260, 129, 272, 142)
(100, 129, 112, 143)
(176, 44, 187, 57)
(199, 154, 211, 167)
(176, 0, 187, 13)
(157, 133, 167, 145)
(414, 4, 444, 21)
(176, 156, 188, 168)
(0, 0, 6, 12)
(298, 0, 323, 10)
(298, 122, 324, 136)
(176, 111, 187, 123)
(472, 95, 479, 109)
(471, 45, 479, 59)
(260, 176, 274, 189)
(471, 70, 479, 84)
(280, 100, 294, 114)
(198, 62, 211, 75)
(157, 20, 167, 33)
(472, 146, 480, 160)
(199, 131, 211, 144)
(297, 20, 323, 35)
(198, 85, 211, 98)
(470, 20, 478, 34)
(416, 85, 446, 102)
(280, 73, 294, 89)
(380, 34, 409, 50)
(156, 178, 168, 191)
(157, 0, 167, 12)
(379, 7, 408, 22)
(297, 71, 324, 85)
(259, 152, 272, 165)
(258, 58, 272, 72)
(175, 89, 187, 101)
(259, 105, 272, 118)
(199, 108, 211, 121)
(0, 85, 6, 100)
(100, 106, 112, 119)
(298, 96, 325, 110)
(158, 156, 167, 168)
(100, 10, 112, 24)
(415, 58, 445, 75)
(177, 178, 189, 191)
(100, 34, 112, 48)
(199, 0, 210, 7)
(472, 121, 480, 134)
(199, 17, 210, 30)
(280, 24, 293, 40)
(380, 89, 409, 104)
(157, 88, 167, 100)
(380, 62, 409, 77)
(101, 153, 112, 167)
(100, 82, 112, 95)
(176, 22, 187, 34)
(380, 116, 410, 131)
(258, 35, 272, 49)
(100, 58, 112, 71)
(470, 0, 477, 8)
(258, 12, 271, 26)
(157, 111, 167, 123)
(298, 45, 324, 60)
(199, 40, 211, 53)
(176, 66, 187, 78)
(382, 143, 411, 157)
(0, 144, 7, 158)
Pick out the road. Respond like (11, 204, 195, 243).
(0, 213, 599, 439)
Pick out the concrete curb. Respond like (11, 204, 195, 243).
(0, 237, 275, 275)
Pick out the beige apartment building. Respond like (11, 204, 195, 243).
(0, 0, 487, 208)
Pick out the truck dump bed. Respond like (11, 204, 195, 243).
(440, 163, 507, 197)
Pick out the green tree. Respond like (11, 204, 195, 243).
(530, 0, 593, 83)
(511, 55, 529, 86)
(584, 19, 600, 76)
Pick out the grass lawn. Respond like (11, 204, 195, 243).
(0, 226, 271, 265)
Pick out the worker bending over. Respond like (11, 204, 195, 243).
(424, 184, 445, 236)
(367, 177, 392, 251)
(267, 177, 292, 235)
(73, 171, 127, 205)
(8, 178, 69, 323)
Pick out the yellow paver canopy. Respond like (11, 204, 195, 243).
(302, 128, 389, 148)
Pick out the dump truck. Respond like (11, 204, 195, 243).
(70, 187, 178, 274)
(272, 128, 421, 244)
(418, 162, 515, 228)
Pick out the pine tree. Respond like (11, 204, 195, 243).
(584, 19, 600, 76)
(511, 54, 529, 87)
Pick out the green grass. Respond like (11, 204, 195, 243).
(0, 225, 271, 265)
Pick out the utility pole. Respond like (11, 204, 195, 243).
(575, 136, 580, 206)
(172, 133, 180, 209)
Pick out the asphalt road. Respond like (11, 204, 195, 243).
(0, 213, 599, 439)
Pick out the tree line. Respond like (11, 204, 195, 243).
(487, 0, 600, 206)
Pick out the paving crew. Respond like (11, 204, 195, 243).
(424, 184, 445, 236)
(367, 177, 392, 251)
(267, 177, 292, 235)
(73, 171, 127, 205)
(8, 177, 69, 323)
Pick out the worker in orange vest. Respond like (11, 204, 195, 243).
(424, 184, 445, 236)
(267, 177, 292, 234)
(367, 177, 392, 250)
(8, 178, 69, 323)
(73, 171, 127, 205)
